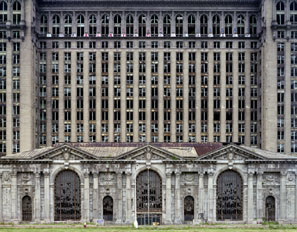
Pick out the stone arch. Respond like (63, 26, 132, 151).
(265, 195, 276, 221)
(103, 196, 114, 221)
(22, 195, 32, 221)
(184, 195, 195, 221)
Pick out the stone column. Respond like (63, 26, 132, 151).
(183, 13, 188, 36)
(44, 170, 50, 222)
(255, 171, 263, 222)
(34, 172, 41, 222)
(247, 172, 254, 223)
(145, 51, 151, 142)
(220, 51, 226, 142)
(11, 171, 17, 221)
(245, 51, 251, 146)
(165, 171, 172, 223)
(126, 171, 132, 223)
(171, 12, 176, 36)
(207, 171, 214, 222)
(158, 51, 164, 142)
(133, 51, 139, 141)
(108, 51, 114, 142)
(84, 170, 90, 222)
(280, 171, 287, 221)
(232, 50, 239, 143)
(120, 51, 127, 142)
(83, 51, 90, 142)
(0, 172, 3, 222)
(195, 50, 201, 142)
(146, 12, 150, 36)
(183, 51, 189, 142)
(116, 172, 123, 223)
(96, 51, 102, 142)
(198, 172, 204, 221)
(174, 171, 181, 224)
(171, 52, 176, 142)
(208, 51, 214, 142)
(93, 172, 99, 220)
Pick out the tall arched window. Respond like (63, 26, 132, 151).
(52, 15, 60, 36)
(40, 15, 48, 35)
(200, 15, 208, 36)
(176, 14, 183, 37)
(114, 15, 121, 36)
(237, 15, 245, 36)
(225, 15, 233, 36)
(0, 1, 7, 24)
(89, 15, 97, 36)
(249, 15, 257, 35)
(77, 15, 85, 37)
(12, 1, 21, 25)
(163, 15, 171, 36)
(188, 15, 195, 36)
(101, 15, 109, 36)
(151, 15, 158, 37)
(184, 196, 194, 221)
(64, 15, 72, 36)
(103, 196, 113, 221)
(22, 196, 32, 221)
(213, 15, 220, 36)
(126, 15, 134, 36)
(55, 170, 81, 221)
(138, 15, 146, 37)
(216, 170, 243, 221)
(276, 1, 285, 25)
(290, 1, 297, 23)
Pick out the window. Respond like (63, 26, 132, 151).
(12, 1, 21, 25)
(249, 15, 257, 35)
(114, 15, 121, 36)
(200, 15, 208, 36)
(225, 15, 233, 36)
(126, 15, 134, 36)
(0, 1, 7, 24)
(277, 1, 285, 25)
(213, 15, 220, 36)
(188, 15, 195, 36)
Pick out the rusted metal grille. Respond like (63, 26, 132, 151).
(216, 170, 243, 221)
(103, 196, 113, 221)
(184, 196, 194, 221)
(265, 196, 276, 221)
(136, 169, 162, 225)
(54, 170, 81, 221)
(22, 196, 32, 221)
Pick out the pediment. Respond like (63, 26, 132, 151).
(33, 144, 99, 161)
(198, 144, 266, 161)
(116, 145, 183, 161)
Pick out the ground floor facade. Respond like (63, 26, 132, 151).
(0, 143, 297, 224)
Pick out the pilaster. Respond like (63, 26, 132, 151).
(165, 170, 172, 224)
(126, 170, 132, 223)
(207, 170, 214, 222)
(34, 172, 41, 222)
(247, 171, 254, 223)
(174, 171, 182, 224)
(44, 169, 50, 222)
(11, 171, 17, 221)
(93, 172, 99, 220)
(280, 171, 287, 221)
(84, 169, 90, 222)
(116, 171, 123, 224)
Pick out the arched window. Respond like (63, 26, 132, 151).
(184, 196, 194, 221)
(151, 15, 158, 37)
(114, 15, 121, 36)
(52, 15, 60, 36)
(249, 15, 257, 35)
(237, 15, 245, 36)
(138, 15, 146, 37)
(216, 170, 243, 221)
(54, 170, 81, 221)
(64, 15, 72, 36)
(77, 15, 85, 37)
(176, 14, 183, 37)
(290, 1, 297, 23)
(89, 15, 97, 36)
(188, 15, 195, 36)
(0, 1, 7, 24)
(22, 196, 32, 221)
(136, 170, 162, 225)
(200, 15, 208, 36)
(40, 15, 48, 35)
(265, 196, 276, 221)
(213, 15, 220, 36)
(225, 15, 233, 36)
(163, 15, 171, 36)
(276, 1, 285, 25)
(126, 15, 134, 36)
(103, 196, 113, 221)
(101, 15, 109, 36)
(12, 1, 21, 25)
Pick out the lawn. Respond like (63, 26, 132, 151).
(0, 224, 297, 232)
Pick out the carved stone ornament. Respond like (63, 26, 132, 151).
(63, 151, 70, 161)
(2, 172, 11, 183)
(288, 173, 295, 182)
(21, 173, 31, 184)
(228, 152, 234, 161)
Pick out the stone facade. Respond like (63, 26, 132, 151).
(1, 143, 297, 224)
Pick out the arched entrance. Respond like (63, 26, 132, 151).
(265, 196, 276, 221)
(54, 170, 81, 221)
(216, 170, 243, 221)
(103, 196, 113, 221)
(136, 169, 162, 225)
(184, 196, 194, 222)
(22, 196, 32, 221)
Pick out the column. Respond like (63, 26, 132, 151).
(174, 171, 181, 224)
(44, 170, 50, 222)
(116, 172, 123, 223)
(0, 172, 2, 222)
(133, 51, 139, 141)
(245, 51, 251, 146)
(46, 50, 52, 146)
(183, 13, 188, 36)
(158, 51, 164, 142)
(198, 172, 204, 221)
(108, 51, 114, 142)
(280, 171, 287, 221)
(34, 172, 41, 222)
(83, 51, 89, 142)
(221, 51, 226, 142)
(11, 171, 17, 221)
(196, 51, 201, 142)
(146, 12, 150, 36)
(207, 171, 214, 222)
(233, 50, 239, 143)
(126, 171, 132, 223)
(183, 51, 189, 142)
(6, 42, 12, 154)
(171, 12, 176, 36)
(120, 51, 126, 142)
(93, 172, 99, 220)
(146, 51, 151, 142)
(165, 171, 172, 223)
(71, 50, 77, 142)
(109, 12, 114, 35)
(84, 170, 90, 222)
(208, 51, 214, 142)
(256, 171, 263, 222)
(171, 52, 176, 142)
(284, 42, 291, 154)
(58, 51, 65, 142)
(245, 12, 249, 35)
(247, 172, 254, 223)
(96, 51, 102, 142)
